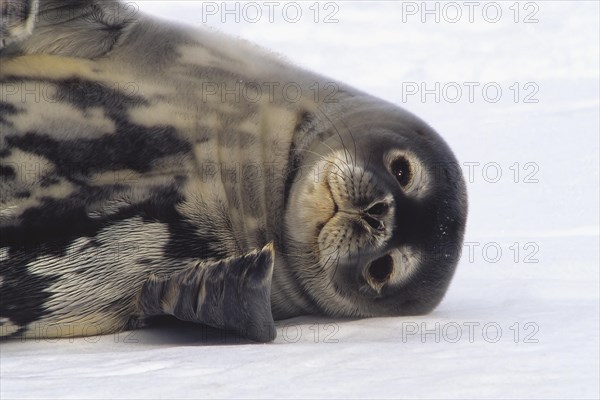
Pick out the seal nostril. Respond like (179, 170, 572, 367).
(364, 215, 384, 231)
(366, 202, 389, 217)
(368, 255, 393, 284)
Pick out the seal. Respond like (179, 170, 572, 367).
(0, 0, 468, 342)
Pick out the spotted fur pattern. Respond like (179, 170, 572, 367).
(1, 0, 468, 341)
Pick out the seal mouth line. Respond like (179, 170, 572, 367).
(325, 176, 339, 220)
(316, 176, 340, 237)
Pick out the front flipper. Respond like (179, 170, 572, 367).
(138, 243, 276, 343)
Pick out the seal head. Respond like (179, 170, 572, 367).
(278, 100, 468, 319)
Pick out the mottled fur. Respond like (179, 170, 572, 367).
(1, 0, 467, 342)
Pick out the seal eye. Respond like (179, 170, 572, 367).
(368, 255, 394, 284)
(391, 157, 412, 188)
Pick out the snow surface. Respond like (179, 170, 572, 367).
(1, 1, 599, 399)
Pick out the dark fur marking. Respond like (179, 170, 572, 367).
(1, 76, 145, 117)
(0, 164, 15, 179)
(1, 184, 159, 254)
(6, 127, 190, 176)
(1, 189, 111, 259)
(39, 176, 60, 187)
(0, 102, 19, 124)
(164, 217, 230, 262)
(0, 77, 193, 179)
(2, 178, 228, 266)
(14, 190, 30, 198)
(0, 252, 59, 333)
(1, 78, 192, 175)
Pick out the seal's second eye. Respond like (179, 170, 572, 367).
(391, 157, 412, 188)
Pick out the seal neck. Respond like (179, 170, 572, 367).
(271, 250, 320, 319)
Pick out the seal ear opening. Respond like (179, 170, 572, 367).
(0, 0, 39, 49)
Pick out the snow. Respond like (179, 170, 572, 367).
(1, 1, 599, 398)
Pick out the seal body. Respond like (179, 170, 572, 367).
(0, 0, 467, 341)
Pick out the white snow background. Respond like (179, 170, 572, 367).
(1, 1, 599, 399)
